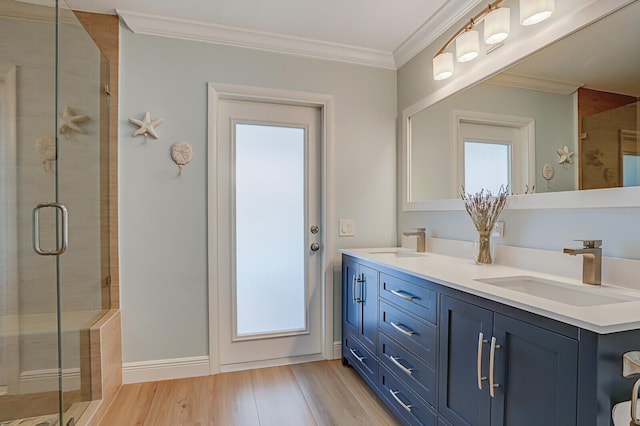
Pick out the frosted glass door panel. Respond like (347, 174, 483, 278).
(235, 124, 306, 337)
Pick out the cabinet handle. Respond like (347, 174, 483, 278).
(352, 275, 363, 303)
(489, 336, 501, 398)
(387, 354, 414, 376)
(358, 275, 365, 303)
(352, 275, 357, 303)
(349, 348, 366, 363)
(632, 377, 640, 424)
(477, 332, 488, 390)
(389, 389, 413, 413)
(390, 321, 416, 337)
(390, 289, 417, 302)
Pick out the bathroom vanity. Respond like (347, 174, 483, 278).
(341, 248, 640, 426)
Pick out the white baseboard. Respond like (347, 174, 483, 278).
(122, 356, 209, 384)
(333, 341, 342, 359)
(19, 368, 80, 394)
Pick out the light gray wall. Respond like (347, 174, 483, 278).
(119, 25, 397, 362)
(397, 3, 640, 260)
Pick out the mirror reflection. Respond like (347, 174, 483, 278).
(408, 1, 639, 202)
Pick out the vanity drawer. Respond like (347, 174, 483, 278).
(343, 334, 377, 387)
(380, 273, 437, 324)
(379, 301, 437, 367)
(379, 332, 436, 406)
(379, 365, 437, 426)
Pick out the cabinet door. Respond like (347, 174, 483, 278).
(342, 258, 359, 338)
(360, 264, 378, 353)
(439, 296, 492, 426)
(490, 314, 578, 426)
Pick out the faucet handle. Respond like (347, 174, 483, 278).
(575, 239, 602, 249)
(413, 227, 426, 232)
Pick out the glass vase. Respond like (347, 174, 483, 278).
(473, 231, 496, 265)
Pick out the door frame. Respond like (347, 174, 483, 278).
(207, 83, 335, 374)
(453, 110, 536, 196)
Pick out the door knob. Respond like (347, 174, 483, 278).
(310, 242, 320, 251)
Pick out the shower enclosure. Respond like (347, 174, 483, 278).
(0, 0, 111, 424)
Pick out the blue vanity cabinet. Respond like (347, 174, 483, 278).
(342, 257, 379, 380)
(439, 295, 579, 426)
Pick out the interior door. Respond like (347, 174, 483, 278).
(216, 98, 322, 369)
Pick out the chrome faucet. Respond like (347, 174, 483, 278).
(403, 228, 426, 253)
(563, 240, 602, 285)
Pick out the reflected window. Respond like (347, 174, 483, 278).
(623, 154, 640, 187)
(464, 141, 511, 193)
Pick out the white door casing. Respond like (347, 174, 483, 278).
(207, 83, 335, 373)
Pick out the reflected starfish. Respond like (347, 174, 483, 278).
(129, 112, 162, 143)
(557, 146, 574, 166)
(59, 106, 90, 140)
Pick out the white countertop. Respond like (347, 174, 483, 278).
(341, 247, 640, 334)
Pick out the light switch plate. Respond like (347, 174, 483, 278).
(492, 221, 504, 238)
(339, 219, 355, 237)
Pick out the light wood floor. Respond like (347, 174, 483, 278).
(100, 360, 400, 426)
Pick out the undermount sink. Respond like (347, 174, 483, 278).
(367, 249, 427, 258)
(475, 275, 640, 307)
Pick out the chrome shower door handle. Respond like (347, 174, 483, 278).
(33, 202, 68, 256)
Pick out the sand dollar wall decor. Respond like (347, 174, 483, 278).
(36, 135, 56, 172)
(171, 141, 192, 176)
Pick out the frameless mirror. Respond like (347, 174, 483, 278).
(406, 0, 639, 207)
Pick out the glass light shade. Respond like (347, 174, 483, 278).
(456, 30, 479, 62)
(433, 52, 454, 80)
(484, 7, 511, 44)
(520, 0, 554, 26)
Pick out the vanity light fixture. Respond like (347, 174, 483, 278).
(432, 0, 554, 81)
(484, 6, 511, 44)
(520, 0, 554, 26)
(456, 29, 480, 62)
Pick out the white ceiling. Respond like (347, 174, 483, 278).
(64, 0, 482, 68)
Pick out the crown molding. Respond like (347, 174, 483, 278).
(486, 71, 584, 95)
(393, 0, 483, 69)
(117, 9, 396, 70)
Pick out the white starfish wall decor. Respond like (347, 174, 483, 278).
(129, 112, 162, 143)
(557, 146, 575, 167)
(59, 106, 90, 140)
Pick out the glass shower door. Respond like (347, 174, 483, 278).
(0, 0, 61, 424)
(0, 1, 110, 424)
(57, 4, 110, 424)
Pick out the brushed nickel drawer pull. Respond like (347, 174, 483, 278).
(390, 389, 413, 413)
(477, 332, 488, 390)
(489, 336, 501, 398)
(387, 354, 413, 376)
(390, 289, 417, 302)
(632, 377, 640, 424)
(390, 321, 416, 337)
(349, 348, 366, 363)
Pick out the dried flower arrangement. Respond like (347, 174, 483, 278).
(461, 186, 509, 264)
